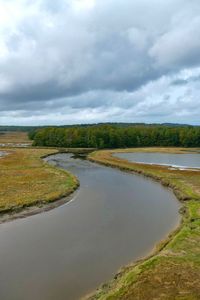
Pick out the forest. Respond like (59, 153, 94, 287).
(30, 124, 200, 148)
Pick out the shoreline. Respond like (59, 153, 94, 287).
(83, 212, 182, 298)
(112, 150, 200, 171)
(87, 148, 200, 299)
(85, 154, 183, 296)
(0, 149, 93, 224)
(83, 218, 182, 300)
(0, 188, 79, 224)
(0, 150, 80, 224)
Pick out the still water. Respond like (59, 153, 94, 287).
(114, 152, 200, 169)
(0, 151, 6, 157)
(0, 153, 180, 300)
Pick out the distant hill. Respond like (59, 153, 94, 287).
(0, 123, 198, 133)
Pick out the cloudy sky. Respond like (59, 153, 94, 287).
(0, 0, 200, 125)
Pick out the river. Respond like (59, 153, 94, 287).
(0, 153, 180, 300)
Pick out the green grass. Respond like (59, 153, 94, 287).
(87, 148, 200, 300)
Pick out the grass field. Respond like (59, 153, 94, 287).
(0, 131, 32, 146)
(88, 148, 200, 300)
(0, 148, 78, 214)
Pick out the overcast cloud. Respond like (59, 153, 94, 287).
(0, 0, 200, 125)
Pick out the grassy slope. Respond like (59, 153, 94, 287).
(88, 148, 200, 300)
(0, 148, 78, 213)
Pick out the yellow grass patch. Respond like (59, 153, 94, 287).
(0, 148, 78, 213)
(0, 131, 32, 145)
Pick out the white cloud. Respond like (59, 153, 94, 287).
(149, 17, 200, 68)
(72, 0, 96, 12)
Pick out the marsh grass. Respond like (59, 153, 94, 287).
(0, 131, 31, 145)
(87, 148, 200, 300)
(0, 148, 78, 213)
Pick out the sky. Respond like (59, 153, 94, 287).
(0, 0, 200, 125)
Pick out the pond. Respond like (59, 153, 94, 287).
(114, 152, 200, 169)
(0, 151, 7, 157)
(0, 153, 180, 300)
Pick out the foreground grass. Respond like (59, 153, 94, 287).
(88, 148, 200, 300)
(0, 148, 78, 214)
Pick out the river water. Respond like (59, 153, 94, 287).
(0, 153, 180, 300)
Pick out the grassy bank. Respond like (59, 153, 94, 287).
(88, 148, 200, 300)
(0, 148, 78, 215)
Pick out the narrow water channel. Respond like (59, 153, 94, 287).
(0, 153, 180, 300)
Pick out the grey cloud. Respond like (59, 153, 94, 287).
(0, 0, 200, 125)
(149, 13, 200, 69)
(172, 79, 188, 86)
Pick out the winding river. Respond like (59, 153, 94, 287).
(0, 153, 180, 300)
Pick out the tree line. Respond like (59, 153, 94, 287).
(29, 124, 200, 148)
